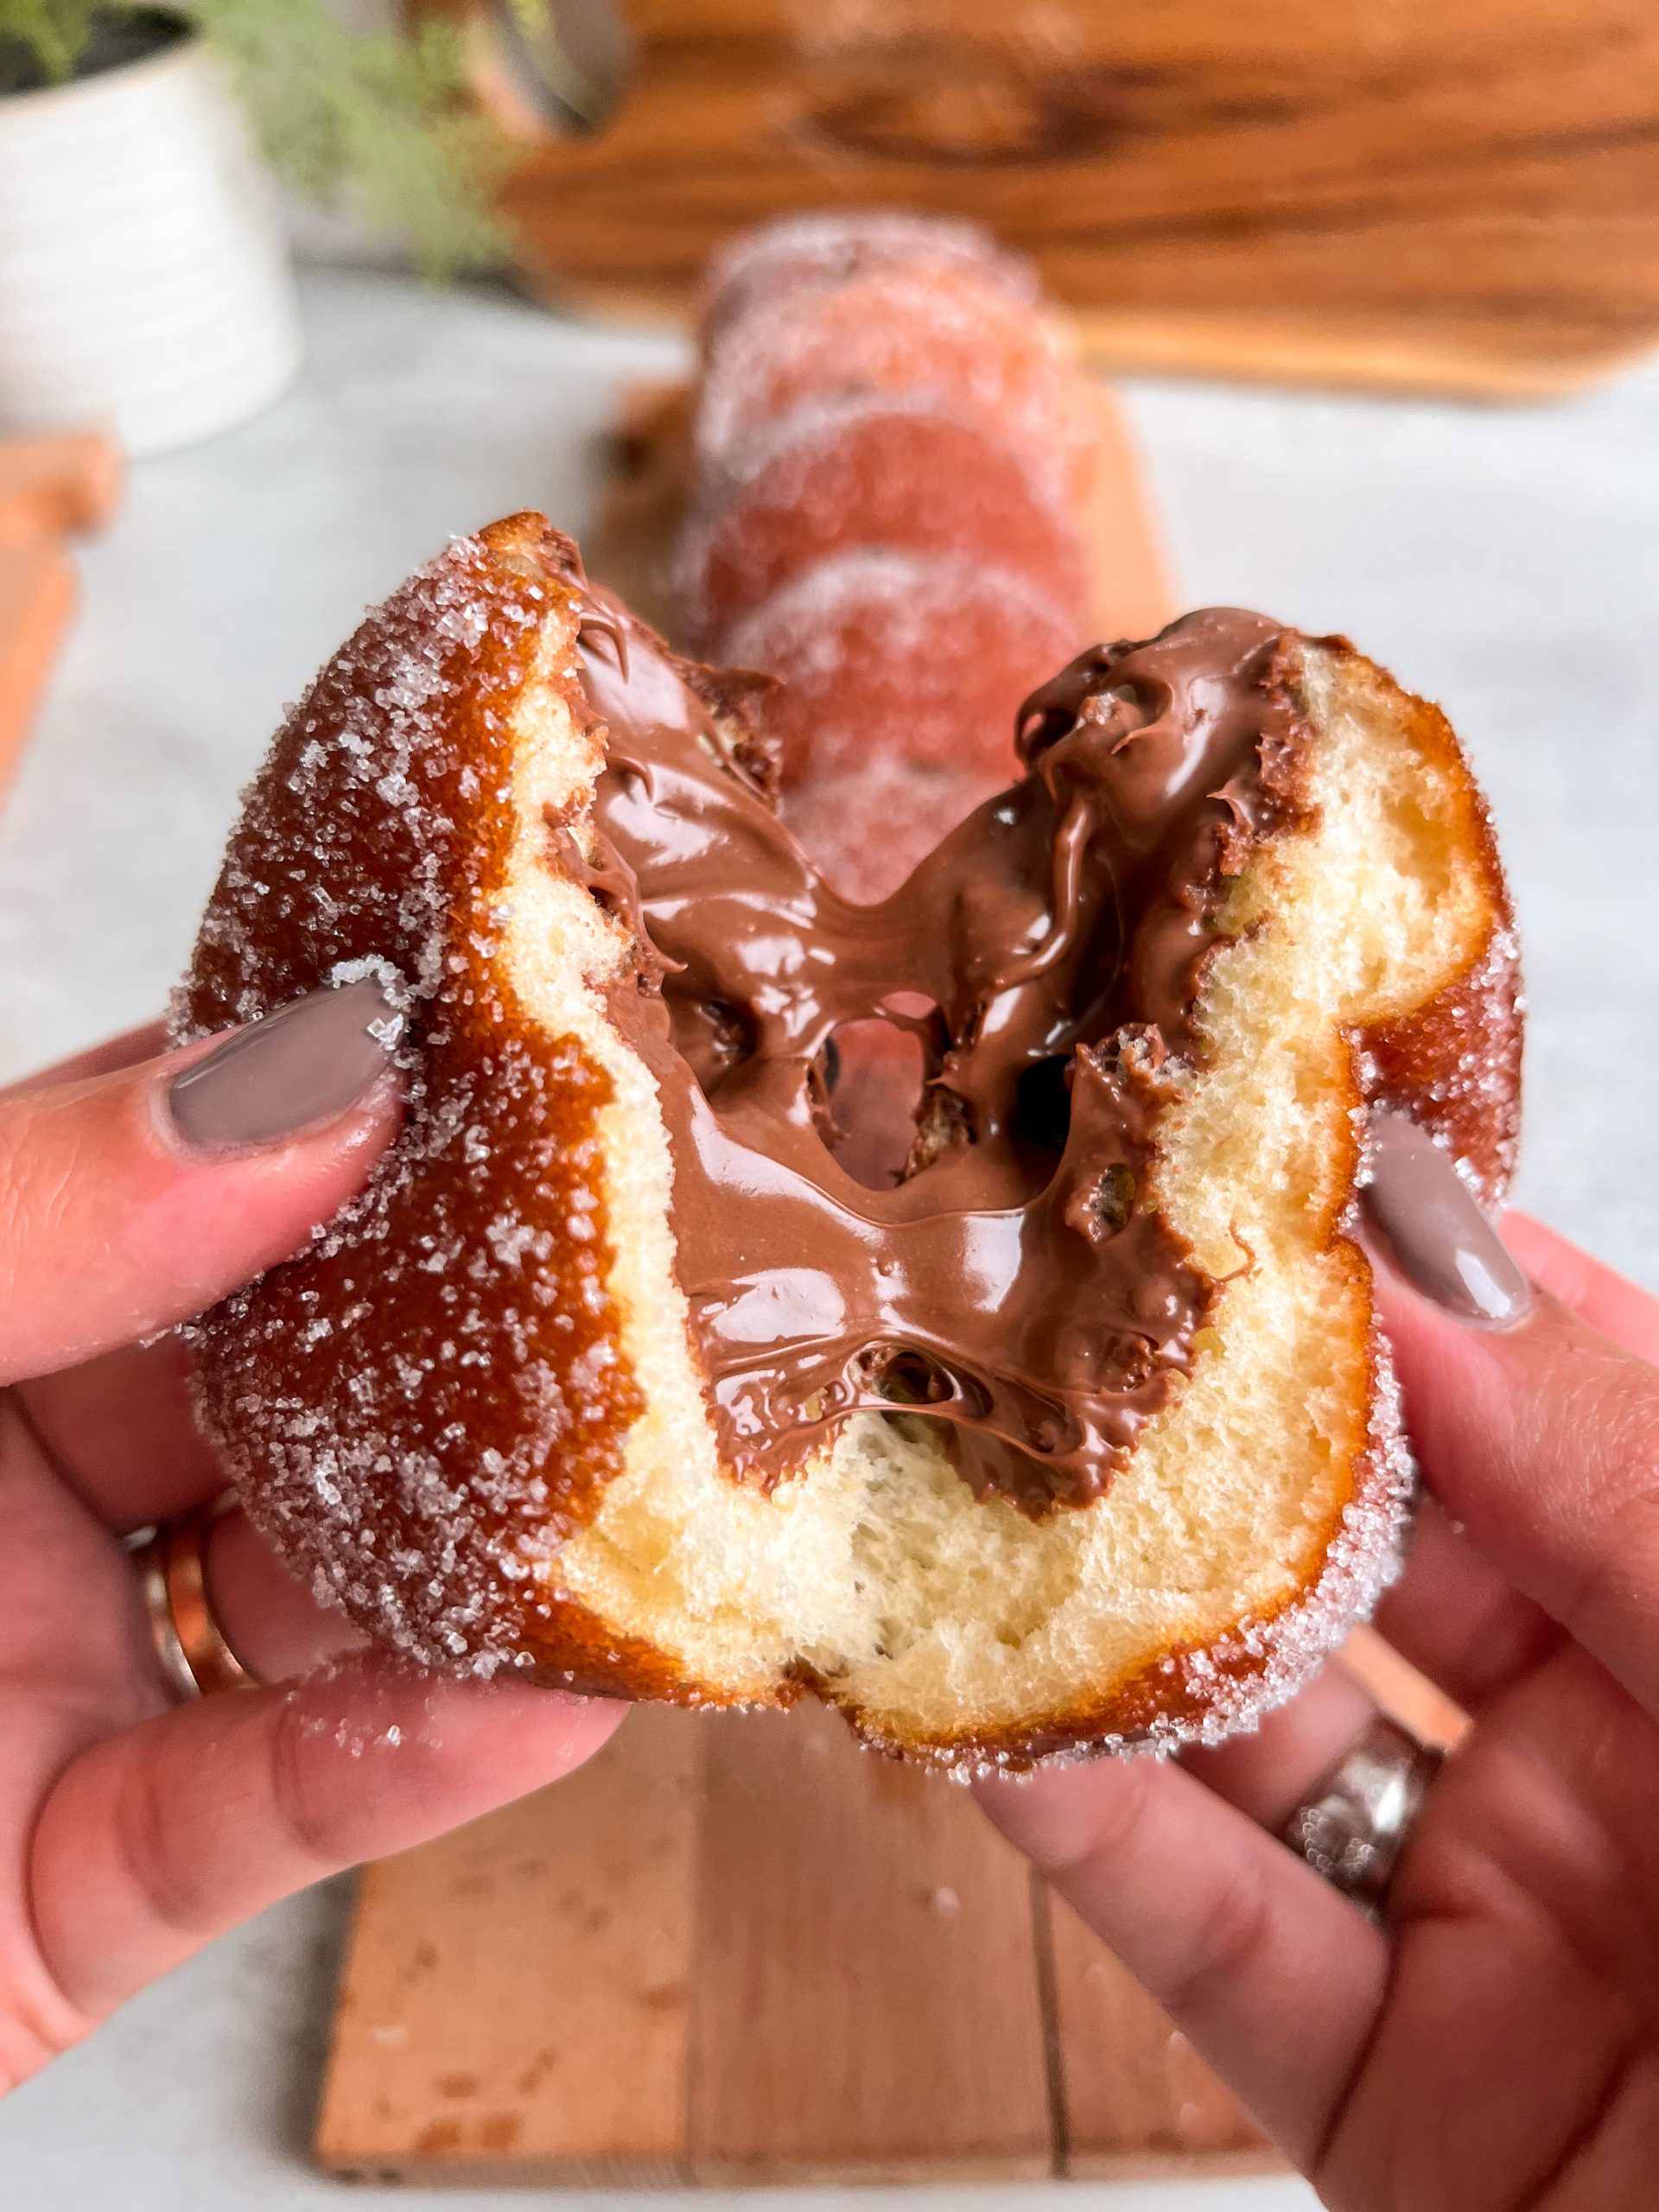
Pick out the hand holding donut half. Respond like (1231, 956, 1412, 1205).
(0, 1003, 622, 2090)
(0, 518, 1656, 2212)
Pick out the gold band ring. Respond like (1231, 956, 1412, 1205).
(129, 1491, 259, 1700)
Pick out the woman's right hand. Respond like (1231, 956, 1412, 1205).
(981, 1152, 1659, 2210)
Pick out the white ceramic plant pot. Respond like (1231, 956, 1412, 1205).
(0, 30, 302, 456)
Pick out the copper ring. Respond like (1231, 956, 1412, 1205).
(129, 1491, 259, 1700)
(1280, 1715, 1444, 1914)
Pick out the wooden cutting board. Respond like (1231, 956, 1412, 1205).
(440, 0, 1659, 398)
(317, 1632, 1459, 2184)
(315, 378, 1469, 2185)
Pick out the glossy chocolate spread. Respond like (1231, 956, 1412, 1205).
(565, 594, 1313, 1513)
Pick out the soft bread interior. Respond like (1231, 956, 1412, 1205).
(500, 638, 1492, 1755)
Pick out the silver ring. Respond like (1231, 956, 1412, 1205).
(1281, 1715, 1444, 1912)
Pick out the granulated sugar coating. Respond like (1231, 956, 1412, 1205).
(723, 552, 1078, 786)
(174, 523, 661, 1685)
(677, 400, 1088, 654)
(696, 264, 1096, 508)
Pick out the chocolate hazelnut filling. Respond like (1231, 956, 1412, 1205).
(567, 597, 1314, 1515)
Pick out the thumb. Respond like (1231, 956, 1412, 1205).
(1365, 1114, 1659, 1719)
(0, 979, 404, 1383)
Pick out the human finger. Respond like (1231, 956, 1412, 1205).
(1376, 1277, 1659, 1717)
(1190, 1456, 1558, 1823)
(977, 1755, 1387, 2168)
(1369, 1497, 1561, 1711)
(3, 1021, 168, 1097)
(0, 1388, 349, 1723)
(1500, 1210, 1659, 1363)
(0, 978, 403, 1383)
(27, 1658, 626, 2034)
(15, 1336, 226, 1531)
(202, 1505, 366, 1683)
(1189, 1493, 1557, 1828)
(1363, 1194, 1645, 1710)
(1364, 1116, 1659, 1719)
(18, 1343, 378, 1679)
(1182, 1659, 1379, 1829)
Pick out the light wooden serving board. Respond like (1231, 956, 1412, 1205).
(442, 0, 1659, 399)
(319, 1701, 1272, 2183)
(316, 385, 1466, 2185)
(318, 1638, 1459, 2185)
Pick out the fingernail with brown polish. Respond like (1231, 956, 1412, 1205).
(1362, 1109, 1532, 1327)
(168, 977, 404, 1153)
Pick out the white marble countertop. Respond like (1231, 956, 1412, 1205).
(2, 266, 1655, 2208)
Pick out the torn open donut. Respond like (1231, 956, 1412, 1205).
(176, 513, 1521, 1770)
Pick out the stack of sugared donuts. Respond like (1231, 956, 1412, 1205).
(674, 213, 1103, 901)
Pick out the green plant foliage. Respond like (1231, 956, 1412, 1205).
(0, 0, 518, 277)
(188, 0, 512, 274)
(0, 0, 102, 82)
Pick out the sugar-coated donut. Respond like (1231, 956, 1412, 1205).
(696, 263, 1096, 509)
(676, 213, 1107, 904)
(697, 208, 1039, 342)
(720, 551, 1079, 788)
(177, 514, 1520, 1770)
(776, 757, 1010, 906)
(676, 401, 1088, 656)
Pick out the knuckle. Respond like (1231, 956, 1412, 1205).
(1157, 1859, 1277, 2018)
(266, 1692, 357, 1872)
(111, 1737, 211, 1938)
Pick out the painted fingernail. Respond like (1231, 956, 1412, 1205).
(168, 978, 403, 1153)
(1362, 1109, 1532, 1326)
